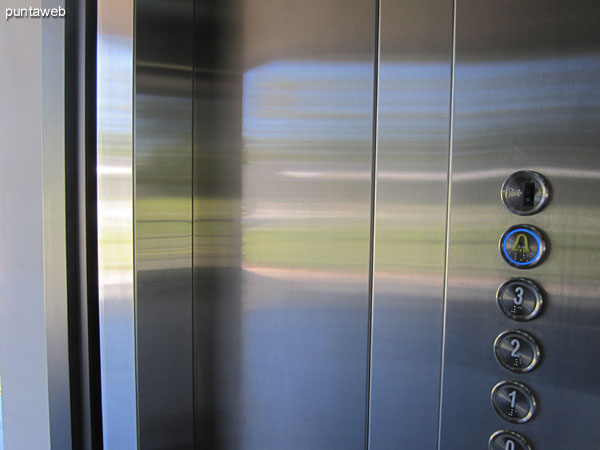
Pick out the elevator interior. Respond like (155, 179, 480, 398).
(96, 0, 600, 449)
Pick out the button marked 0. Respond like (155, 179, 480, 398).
(489, 429, 533, 450)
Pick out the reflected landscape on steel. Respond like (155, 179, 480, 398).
(191, 3, 377, 450)
(235, 58, 374, 450)
(369, 0, 453, 448)
(134, 0, 195, 447)
(97, 2, 137, 447)
(96, 0, 600, 448)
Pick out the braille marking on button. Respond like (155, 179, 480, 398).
(503, 228, 541, 265)
(499, 225, 547, 269)
(496, 278, 543, 321)
(494, 330, 542, 373)
(491, 380, 537, 424)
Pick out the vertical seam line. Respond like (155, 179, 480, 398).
(436, 0, 457, 448)
(365, 0, 381, 448)
(132, 0, 140, 447)
(190, 0, 197, 445)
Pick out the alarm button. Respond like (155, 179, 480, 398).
(500, 225, 547, 269)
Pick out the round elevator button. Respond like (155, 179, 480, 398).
(491, 380, 537, 424)
(499, 225, 547, 269)
(497, 278, 543, 321)
(494, 330, 541, 373)
(501, 170, 549, 216)
(489, 430, 533, 450)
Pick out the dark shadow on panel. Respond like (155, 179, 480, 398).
(193, 0, 243, 449)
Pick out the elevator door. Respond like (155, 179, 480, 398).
(96, 1, 600, 449)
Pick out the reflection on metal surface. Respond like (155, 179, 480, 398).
(192, 0, 376, 447)
(192, 3, 243, 448)
(369, 0, 453, 448)
(42, 0, 73, 445)
(440, 0, 600, 447)
(135, 0, 194, 448)
(97, 0, 137, 448)
(98, 0, 600, 447)
(243, 59, 373, 449)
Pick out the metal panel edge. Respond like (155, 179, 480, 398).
(42, 0, 73, 448)
(369, 0, 454, 448)
(97, 0, 138, 447)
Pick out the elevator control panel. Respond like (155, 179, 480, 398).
(489, 430, 533, 450)
(490, 172, 550, 448)
(500, 225, 547, 269)
(494, 330, 541, 373)
(501, 170, 549, 215)
(497, 278, 543, 321)
(491, 380, 537, 424)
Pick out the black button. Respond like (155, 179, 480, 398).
(522, 182, 535, 207)
(501, 170, 550, 215)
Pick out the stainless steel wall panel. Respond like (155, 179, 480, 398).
(440, 1, 600, 448)
(135, 1, 195, 449)
(96, 0, 137, 447)
(369, 1, 453, 448)
(192, 1, 377, 448)
(192, 4, 244, 448)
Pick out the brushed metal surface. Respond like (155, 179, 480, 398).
(96, 0, 137, 448)
(192, 0, 376, 448)
(192, 2, 243, 449)
(440, 0, 600, 448)
(369, 0, 453, 448)
(42, 1, 73, 446)
(135, 0, 194, 449)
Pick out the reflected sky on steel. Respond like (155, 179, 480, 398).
(244, 56, 600, 144)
